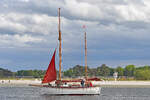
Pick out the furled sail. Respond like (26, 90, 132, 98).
(42, 49, 57, 83)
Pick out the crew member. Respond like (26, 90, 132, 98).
(81, 79, 85, 87)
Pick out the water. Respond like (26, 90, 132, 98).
(0, 85, 150, 100)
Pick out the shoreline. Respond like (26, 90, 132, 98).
(94, 81, 150, 86)
(1, 80, 150, 87)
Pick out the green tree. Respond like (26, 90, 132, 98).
(99, 64, 110, 76)
(96, 67, 101, 76)
(23, 70, 34, 76)
(0, 70, 3, 77)
(33, 70, 39, 78)
(134, 69, 150, 80)
(63, 65, 86, 77)
(64, 69, 73, 77)
(0, 68, 13, 77)
(116, 66, 124, 76)
(109, 68, 115, 76)
(124, 65, 135, 77)
(17, 70, 24, 76)
(88, 68, 97, 77)
(72, 65, 84, 76)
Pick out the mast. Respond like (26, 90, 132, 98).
(84, 27, 88, 79)
(58, 8, 62, 80)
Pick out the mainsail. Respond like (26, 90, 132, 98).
(42, 49, 57, 83)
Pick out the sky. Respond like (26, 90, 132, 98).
(1, 0, 150, 71)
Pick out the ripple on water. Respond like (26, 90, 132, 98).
(0, 85, 150, 100)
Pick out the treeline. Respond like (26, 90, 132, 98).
(64, 64, 150, 80)
(16, 70, 45, 78)
(0, 68, 14, 78)
(0, 68, 45, 78)
(0, 64, 150, 80)
(64, 64, 132, 77)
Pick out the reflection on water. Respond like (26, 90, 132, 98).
(42, 94, 99, 100)
(0, 85, 150, 100)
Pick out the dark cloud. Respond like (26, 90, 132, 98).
(0, 0, 150, 70)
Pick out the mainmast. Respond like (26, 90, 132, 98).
(84, 26, 88, 79)
(58, 8, 62, 80)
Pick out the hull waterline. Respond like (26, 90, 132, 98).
(40, 86, 101, 95)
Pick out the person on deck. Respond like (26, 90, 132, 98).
(48, 83, 52, 86)
(81, 79, 85, 87)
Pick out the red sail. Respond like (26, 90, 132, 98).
(42, 49, 57, 83)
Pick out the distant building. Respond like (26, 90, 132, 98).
(113, 72, 118, 81)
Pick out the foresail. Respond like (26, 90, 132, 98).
(42, 49, 57, 83)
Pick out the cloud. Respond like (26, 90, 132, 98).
(64, 0, 101, 20)
(0, 13, 60, 35)
(0, 34, 43, 48)
(1, 0, 150, 71)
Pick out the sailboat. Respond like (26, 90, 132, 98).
(33, 8, 101, 95)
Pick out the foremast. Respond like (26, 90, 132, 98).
(58, 8, 62, 81)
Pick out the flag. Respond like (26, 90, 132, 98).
(83, 25, 86, 28)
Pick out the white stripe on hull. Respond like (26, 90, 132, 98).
(40, 87, 101, 95)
